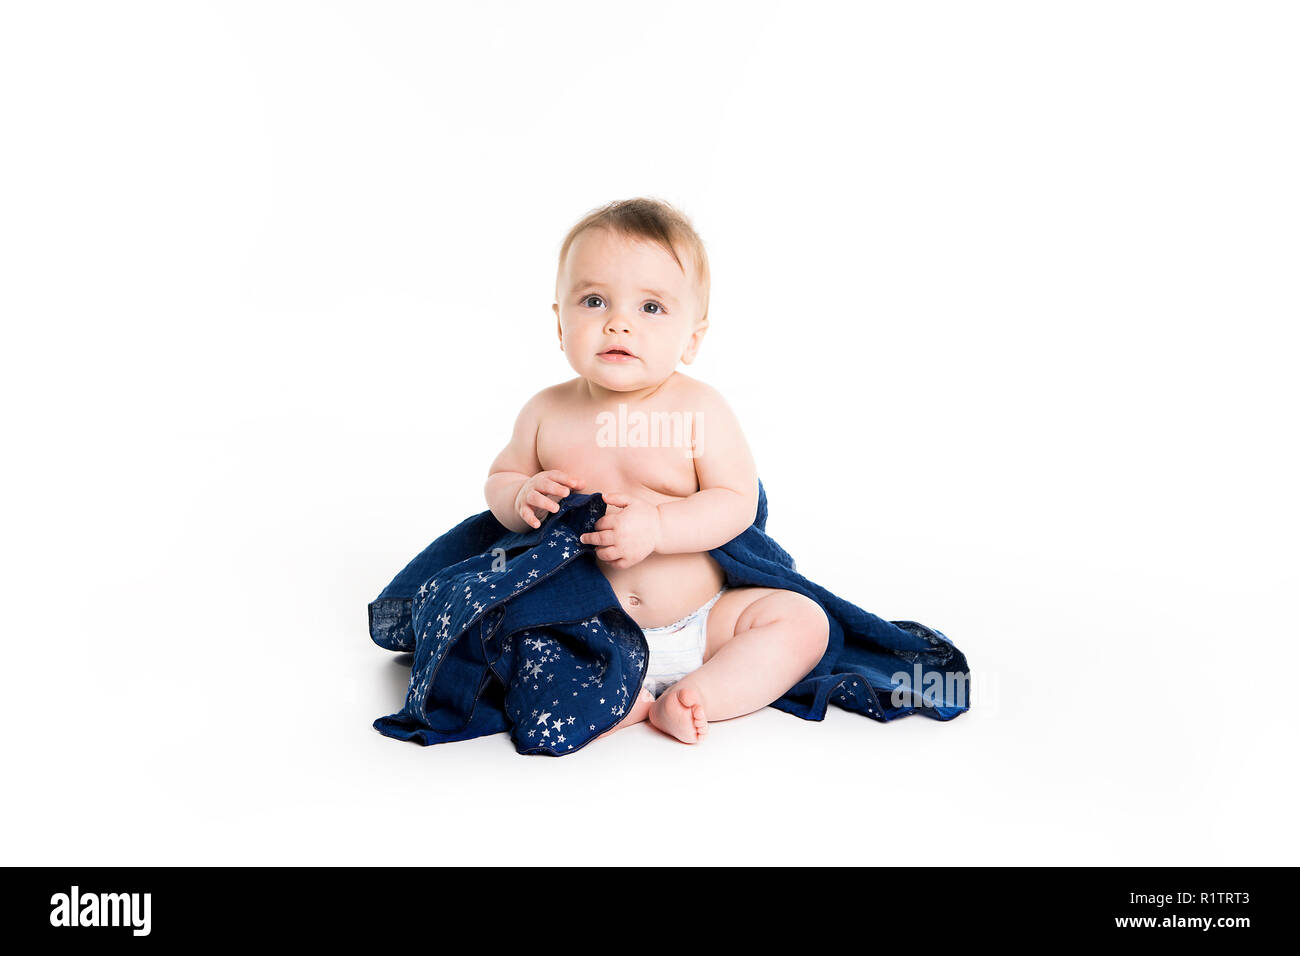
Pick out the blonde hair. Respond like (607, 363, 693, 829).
(556, 197, 711, 324)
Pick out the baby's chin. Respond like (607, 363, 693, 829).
(587, 375, 667, 392)
(579, 363, 673, 391)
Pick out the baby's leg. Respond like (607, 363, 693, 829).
(649, 588, 829, 743)
(597, 686, 655, 739)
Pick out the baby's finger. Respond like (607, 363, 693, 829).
(519, 505, 541, 529)
(545, 472, 586, 490)
(580, 530, 615, 547)
(526, 490, 560, 514)
(595, 546, 622, 563)
(591, 515, 616, 532)
(601, 492, 629, 508)
(537, 478, 573, 499)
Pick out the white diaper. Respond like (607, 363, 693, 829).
(639, 588, 727, 699)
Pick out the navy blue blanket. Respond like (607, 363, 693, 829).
(369, 481, 969, 755)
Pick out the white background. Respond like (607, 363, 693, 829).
(2, 1, 1296, 865)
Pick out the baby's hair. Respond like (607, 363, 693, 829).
(556, 197, 711, 324)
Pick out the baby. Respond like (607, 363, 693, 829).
(484, 198, 829, 744)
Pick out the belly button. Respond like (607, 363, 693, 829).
(628, 595, 641, 607)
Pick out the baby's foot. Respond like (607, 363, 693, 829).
(649, 684, 709, 744)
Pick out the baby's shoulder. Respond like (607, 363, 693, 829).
(514, 379, 591, 429)
(519, 379, 580, 413)
(668, 372, 734, 414)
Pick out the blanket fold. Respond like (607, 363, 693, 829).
(370, 480, 969, 755)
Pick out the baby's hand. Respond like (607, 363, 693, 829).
(580, 492, 661, 569)
(514, 471, 586, 529)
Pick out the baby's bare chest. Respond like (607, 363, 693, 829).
(537, 405, 701, 501)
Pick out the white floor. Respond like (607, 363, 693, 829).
(5, 424, 1294, 865)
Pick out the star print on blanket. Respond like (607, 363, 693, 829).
(369, 481, 970, 756)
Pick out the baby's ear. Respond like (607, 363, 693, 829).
(681, 319, 709, 364)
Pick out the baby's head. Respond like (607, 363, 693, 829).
(553, 198, 711, 392)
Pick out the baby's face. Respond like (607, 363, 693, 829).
(553, 227, 706, 393)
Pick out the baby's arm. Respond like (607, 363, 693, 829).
(485, 391, 584, 532)
(654, 387, 759, 553)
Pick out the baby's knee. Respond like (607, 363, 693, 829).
(785, 592, 830, 661)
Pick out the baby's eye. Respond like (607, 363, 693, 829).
(642, 301, 665, 315)
(582, 294, 605, 309)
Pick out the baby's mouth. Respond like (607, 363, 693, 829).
(598, 348, 637, 360)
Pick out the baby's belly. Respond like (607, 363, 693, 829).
(598, 550, 727, 629)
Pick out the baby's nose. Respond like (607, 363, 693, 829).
(603, 313, 631, 333)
